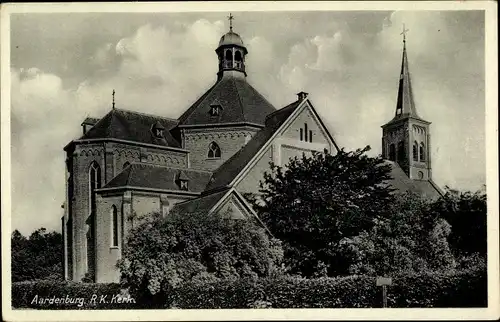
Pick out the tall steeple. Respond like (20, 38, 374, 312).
(394, 25, 420, 119)
(382, 25, 432, 181)
(215, 13, 248, 80)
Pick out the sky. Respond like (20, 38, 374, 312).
(8, 8, 486, 235)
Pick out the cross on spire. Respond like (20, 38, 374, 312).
(228, 13, 234, 31)
(401, 23, 409, 44)
(112, 89, 115, 109)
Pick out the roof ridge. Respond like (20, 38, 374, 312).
(115, 107, 178, 123)
(231, 77, 246, 122)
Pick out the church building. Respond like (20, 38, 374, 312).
(62, 20, 442, 283)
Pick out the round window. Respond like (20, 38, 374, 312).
(418, 171, 424, 179)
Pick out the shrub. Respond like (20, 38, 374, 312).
(168, 269, 486, 309)
(118, 210, 284, 305)
(11, 280, 134, 310)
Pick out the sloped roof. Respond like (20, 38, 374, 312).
(80, 108, 181, 147)
(205, 99, 302, 191)
(170, 188, 231, 215)
(383, 42, 429, 127)
(384, 160, 442, 199)
(101, 163, 212, 193)
(178, 76, 276, 127)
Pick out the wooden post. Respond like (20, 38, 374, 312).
(376, 277, 392, 308)
(382, 285, 388, 308)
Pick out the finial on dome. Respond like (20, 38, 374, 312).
(228, 13, 234, 32)
(112, 89, 115, 109)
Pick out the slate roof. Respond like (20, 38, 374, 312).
(170, 188, 231, 215)
(101, 163, 213, 193)
(80, 108, 181, 148)
(178, 76, 276, 127)
(384, 160, 442, 199)
(205, 99, 302, 191)
(384, 43, 429, 127)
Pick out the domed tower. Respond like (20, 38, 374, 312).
(177, 14, 276, 171)
(215, 14, 248, 81)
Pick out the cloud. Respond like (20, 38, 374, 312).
(9, 11, 486, 235)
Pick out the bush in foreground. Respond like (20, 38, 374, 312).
(167, 268, 486, 309)
(12, 269, 486, 309)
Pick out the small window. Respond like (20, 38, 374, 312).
(412, 142, 418, 161)
(179, 180, 188, 191)
(420, 143, 426, 161)
(300, 128, 303, 141)
(155, 128, 163, 137)
(235, 51, 242, 62)
(304, 123, 308, 142)
(225, 50, 233, 61)
(309, 130, 312, 143)
(208, 142, 221, 159)
(210, 105, 221, 116)
(111, 205, 119, 248)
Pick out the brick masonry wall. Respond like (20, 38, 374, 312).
(67, 140, 190, 281)
(183, 127, 258, 171)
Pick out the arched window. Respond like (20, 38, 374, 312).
(412, 142, 418, 161)
(123, 162, 130, 170)
(397, 141, 405, 162)
(420, 143, 426, 162)
(208, 142, 221, 159)
(111, 205, 119, 247)
(225, 50, 233, 61)
(389, 144, 396, 161)
(88, 162, 101, 216)
(235, 51, 242, 62)
(304, 123, 308, 142)
(87, 161, 101, 278)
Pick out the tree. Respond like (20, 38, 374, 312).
(11, 228, 63, 282)
(338, 192, 456, 276)
(255, 146, 396, 277)
(118, 210, 283, 303)
(430, 186, 487, 264)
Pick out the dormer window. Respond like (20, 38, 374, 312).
(176, 171, 190, 191)
(151, 121, 165, 138)
(210, 104, 222, 116)
(179, 180, 188, 191)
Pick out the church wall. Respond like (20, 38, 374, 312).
(94, 194, 123, 283)
(236, 105, 332, 198)
(216, 195, 248, 220)
(236, 146, 273, 195)
(281, 107, 331, 147)
(70, 143, 105, 282)
(112, 143, 188, 178)
(183, 127, 257, 171)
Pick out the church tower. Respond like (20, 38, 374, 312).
(381, 28, 432, 181)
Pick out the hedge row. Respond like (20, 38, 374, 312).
(166, 269, 487, 309)
(12, 269, 486, 309)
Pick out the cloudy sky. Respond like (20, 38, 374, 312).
(8, 7, 486, 235)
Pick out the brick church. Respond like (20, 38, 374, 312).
(62, 22, 442, 283)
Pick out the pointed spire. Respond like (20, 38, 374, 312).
(395, 24, 420, 119)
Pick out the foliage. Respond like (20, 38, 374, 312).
(166, 269, 486, 309)
(256, 146, 396, 277)
(338, 192, 456, 276)
(118, 210, 284, 305)
(11, 228, 63, 282)
(431, 186, 487, 256)
(11, 280, 128, 310)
